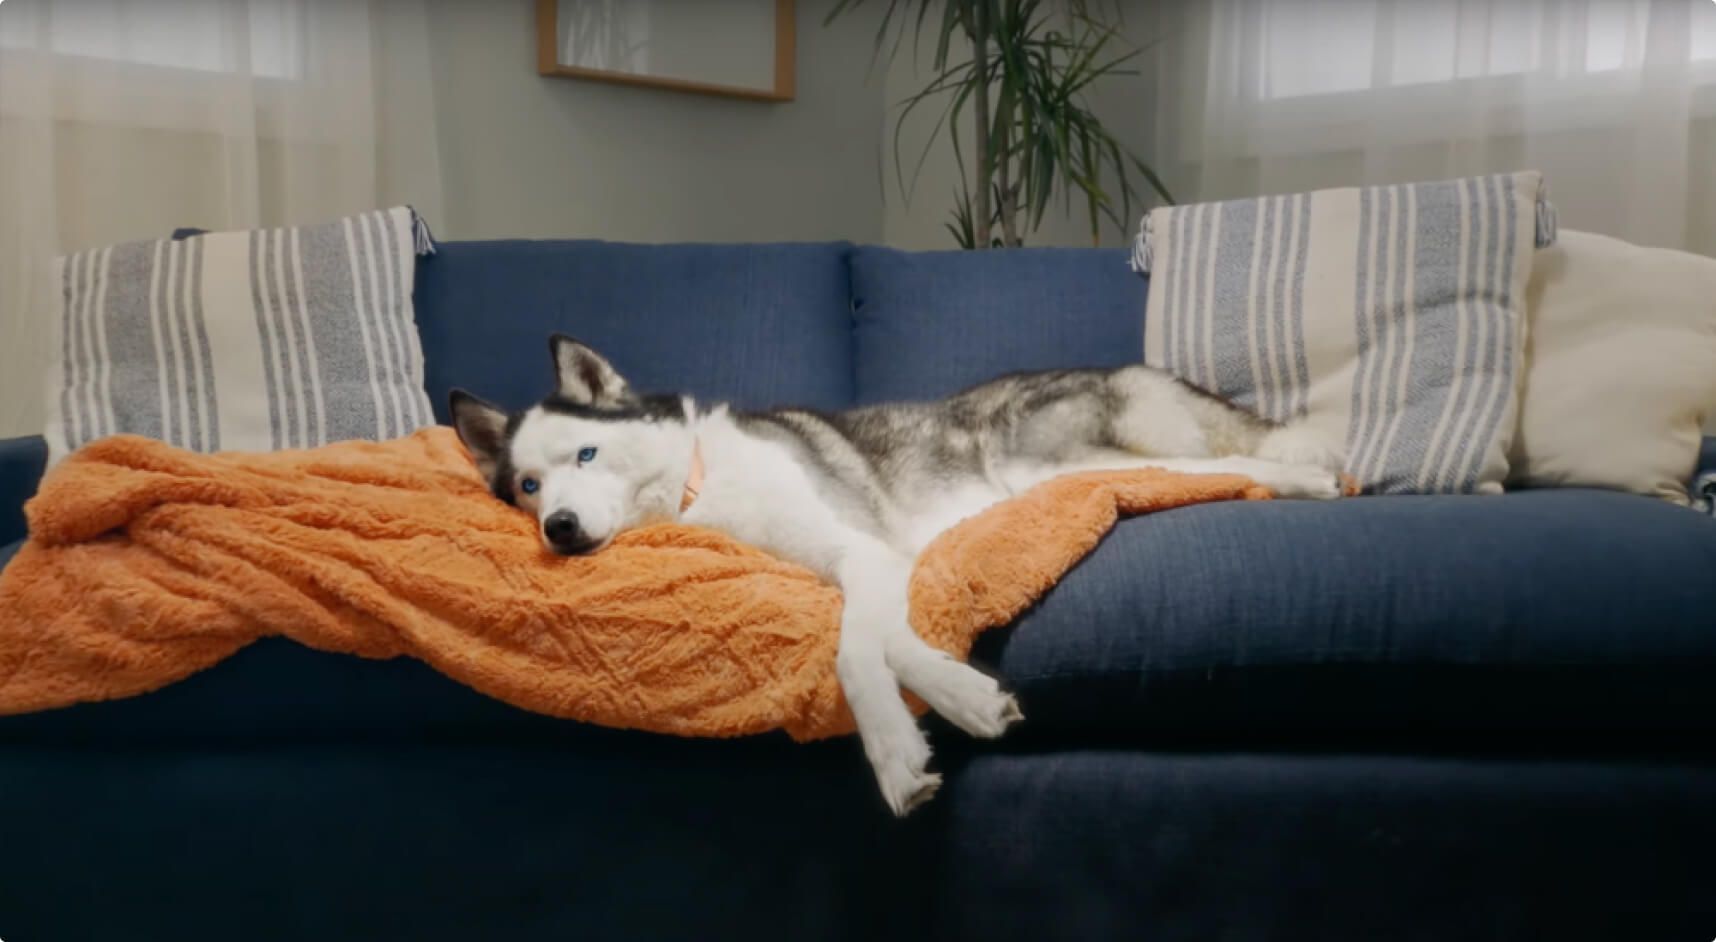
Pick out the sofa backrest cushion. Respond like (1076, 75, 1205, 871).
(849, 246, 1146, 404)
(415, 240, 856, 417)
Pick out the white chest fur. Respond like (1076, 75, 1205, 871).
(678, 414, 862, 579)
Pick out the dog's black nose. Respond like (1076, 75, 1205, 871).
(542, 511, 586, 554)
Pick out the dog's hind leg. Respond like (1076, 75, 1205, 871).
(1053, 453, 1345, 500)
(1104, 368, 1219, 458)
(1255, 421, 1346, 472)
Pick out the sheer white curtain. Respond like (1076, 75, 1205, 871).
(1152, 0, 1716, 253)
(0, 0, 443, 437)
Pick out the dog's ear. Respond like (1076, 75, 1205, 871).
(550, 333, 633, 407)
(449, 389, 509, 480)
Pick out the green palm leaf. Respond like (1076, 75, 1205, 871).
(831, 0, 1173, 249)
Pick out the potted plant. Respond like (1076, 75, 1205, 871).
(828, 0, 1173, 248)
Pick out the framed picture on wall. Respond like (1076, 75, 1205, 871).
(537, 0, 796, 103)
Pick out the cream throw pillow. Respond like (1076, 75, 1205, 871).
(1509, 230, 1716, 503)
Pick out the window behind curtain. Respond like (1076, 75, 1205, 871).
(1258, 0, 1716, 101)
(0, 0, 304, 79)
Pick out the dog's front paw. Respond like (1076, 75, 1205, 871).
(877, 763, 942, 817)
(924, 659, 1024, 739)
(863, 719, 941, 816)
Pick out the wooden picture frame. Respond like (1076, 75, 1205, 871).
(537, 0, 796, 103)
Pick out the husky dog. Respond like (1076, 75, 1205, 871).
(451, 335, 1346, 815)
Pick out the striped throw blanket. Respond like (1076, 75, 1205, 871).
(1132, 172, 1556, 495)
(44, 207, 437, 464)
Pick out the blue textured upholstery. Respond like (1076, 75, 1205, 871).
(850, 246, 1146, 403)
(3, 746, 1713, 940)
(935, 751, 1716, 940)
(0, 738, 935, 941)
(0, 435, 48, 546)
(977, 487, 1716, 736)
(414, 240, 856, 416)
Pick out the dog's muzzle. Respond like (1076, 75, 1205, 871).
(542, 510, 597, 555)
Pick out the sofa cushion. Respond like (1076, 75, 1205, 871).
(0, 740, 934, 940)
(7, 490, 1713, 748)
(415, 240, 856, 416)
(977, 488, 1716, 740)
(850, 247, 1146, 404)
(939, 752, 1716, 941)
(1139, 174, 1552, 496)
(1510, 230, 1716, 503)
(44, 209, 437, 464)
(0, 436, 48, 546)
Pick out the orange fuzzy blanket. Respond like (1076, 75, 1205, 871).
(0, 428, 1269, 740)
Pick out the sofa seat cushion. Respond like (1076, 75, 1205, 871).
(979, 488, 1716, 741)
(415, 240, 857, 416)
(5, 491, 1714, 747)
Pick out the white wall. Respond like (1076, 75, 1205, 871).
(426, 1, 1162, 253)
(424, 0, 887, 243)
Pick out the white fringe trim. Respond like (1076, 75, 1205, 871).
(409, 206, 437, 256)
(1129, 212, 1154, 274)
(1534, 187, 1557, 249)
(1130, 179, 1558, 270)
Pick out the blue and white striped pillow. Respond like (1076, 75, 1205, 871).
(43, 207, 437, 464)
(1132, 172, 1556, 495)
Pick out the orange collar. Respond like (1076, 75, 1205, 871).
(680, 439, 705, 513)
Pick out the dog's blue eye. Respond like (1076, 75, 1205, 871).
(520, 477, 539, 495)
(577, 446, 598, 465)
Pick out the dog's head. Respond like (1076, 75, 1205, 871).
(450, 335, 690, 555)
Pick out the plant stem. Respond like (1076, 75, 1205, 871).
(970, 1, 992, 249)
(997, 108, 1019, 247)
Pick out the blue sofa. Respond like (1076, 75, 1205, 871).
(4, 239, 1716, 941)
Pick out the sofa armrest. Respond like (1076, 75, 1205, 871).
(0, 435, 49, 546)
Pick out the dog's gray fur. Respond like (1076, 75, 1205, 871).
(734, 368, 1302, 545)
